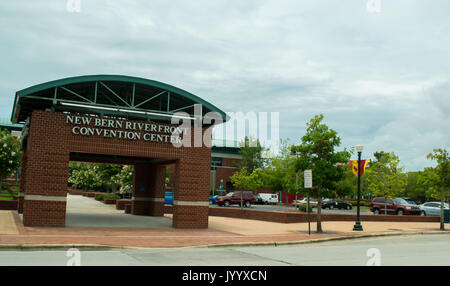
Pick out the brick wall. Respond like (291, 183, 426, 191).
(208, 208, 440, 223)
(116, 199, 132, 210)
(21, 110, 212, 228)
(0, 200, 18, 210)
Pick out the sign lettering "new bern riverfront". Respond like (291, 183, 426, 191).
(66, 115, 188, 144)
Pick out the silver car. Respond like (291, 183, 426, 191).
(419, 202, 449, 216)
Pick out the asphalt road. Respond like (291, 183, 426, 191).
(0, 234, 448, 266)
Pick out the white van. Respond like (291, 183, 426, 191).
(259, 193, 279, 205)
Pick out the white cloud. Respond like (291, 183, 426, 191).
(0, 0, 449, 171)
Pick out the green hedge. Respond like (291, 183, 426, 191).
(95, 194, 120, 201)
(298, 204, 313, 213)
(343, 200, 371, 207)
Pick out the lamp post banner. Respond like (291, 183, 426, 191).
(349, 159, 370, 177)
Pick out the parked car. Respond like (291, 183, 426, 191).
(209, 195, 219, 205)
(253, 194, 264, 205)
(259, 193, 279, 205)
(400, 197, 417, 205)
(419, 202, 449, 216)
(294, 198, 318, 207)
(164, 191, 173, 205)
(216, 191, 256, 207)
(370, 197, 421, 215)
(322, 199, 352, 210)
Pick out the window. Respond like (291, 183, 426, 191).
(394, 198, 408, 205)
(211, 157, 223, 168)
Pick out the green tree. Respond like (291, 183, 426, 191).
(365, 151, 407, 214)
(0, 129, 21, 197)
(68, 162, 102, 191)
(230, 167, 264, 192)
(94, 164, 122, 193)
(426, 148, 450, 230)
(230, 167, 264, 207)
(112, 165, 134, 194)
(417, 168, 440, 201)
(235, 136, 267, 174)
(335, 169, 357, 199)
(291, 114, 351, 233)
(261, 139, 295, 193)
(405, 171, 427, 203)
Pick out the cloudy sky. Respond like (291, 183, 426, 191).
(0, 0, 449, 171)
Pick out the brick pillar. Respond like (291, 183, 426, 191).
(172, 150, 211, 229)
(17, 151, 27, 214)
(22, 110, 69, 227)
(131, 163, 165, 216)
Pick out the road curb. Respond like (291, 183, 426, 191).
(190, 231, 450, 249)
(0, 244, 124, 251)
(0, 231, 448, 251)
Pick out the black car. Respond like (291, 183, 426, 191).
(322, 199, 352, 210)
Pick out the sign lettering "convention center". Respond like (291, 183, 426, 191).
(66, 115, 187, 144)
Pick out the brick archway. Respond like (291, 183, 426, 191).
(19, 110, 212, 228)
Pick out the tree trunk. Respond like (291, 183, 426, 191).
(440, 179, 445, 231)
(111, 183, 118, 194)
(316, 185, 323, 233)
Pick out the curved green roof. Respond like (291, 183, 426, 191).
(12, 74, 228, 124)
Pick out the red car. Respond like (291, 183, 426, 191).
(370, 197, 421, 215)
(216, 191, 256, 208)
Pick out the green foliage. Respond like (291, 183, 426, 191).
(425, 148, 449, 201)
(365, 151, 407, 199)
(112, 165, 133, 194)
(342, 200, 371, 207)
(290, 114, 351, 232)
(335, 170, 357, 198)
(298, 204, 313, 213)
(0, 129, 21, 188)
(291, 114, 351, 197)
(95, 194, 120, 201)
(426, 148, 450, 229)
(235, 136, 267, 174)
(261, 139, 299, 194)
(230, 167, 264, 191)
(69, 163, 133, 194)
(416, 168, 440, 200)
(405, 171, 427, 202)
(68, 162, 102, 191)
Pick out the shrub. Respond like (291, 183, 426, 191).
(95, 194, 120, 201)
(298, 204, 313, 213)
(343, 200, 371, 207)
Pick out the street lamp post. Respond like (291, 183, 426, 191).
(353, 144, 364, 231)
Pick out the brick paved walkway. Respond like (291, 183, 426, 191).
(0, 210, 446, 248)
(0, 195, 446, 248)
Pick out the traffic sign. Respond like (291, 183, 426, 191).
(304, 170, 312, 188)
